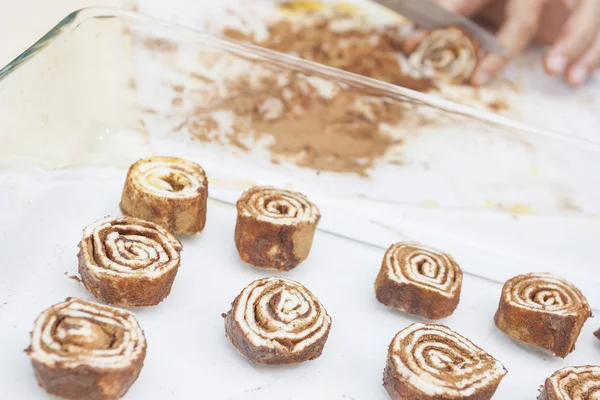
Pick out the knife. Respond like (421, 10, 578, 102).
(372, 0, 509, 55)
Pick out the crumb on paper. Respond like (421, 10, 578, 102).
(245, 385, 267, 392)
(421, 199, 439, 207)
(485, 201, 536, 215)
(558, 196, 582, 213)
(69, 275, 82, 284)
(487, 98, 509, 113)
(143, 38, 179, 53)
(529, 164, 539, 176)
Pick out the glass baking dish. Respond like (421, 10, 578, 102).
(1, 7, 600, 218)
(1, 10, 599, 399)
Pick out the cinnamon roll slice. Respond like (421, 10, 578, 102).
(375, 242, 463, 319)
(78, 216, 183, 307)
(234, 186, 321, 271)
(120, 156, 208, 235)
(409, 26, 479, 85)
(224, 277, 332, 364)
(538, 366, 600, 400)
(384, 323, 506, 400)
(494, 273, 592, 358)
(26, 298, 146, 400)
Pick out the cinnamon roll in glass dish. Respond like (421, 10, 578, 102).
(409, 26, 479, 85)
(494, 272, 591, 358)
(375, 242, 463, 319)
(78, 216, 183, 307)
(120, 156, 208, 235)
(224, 277, 331, 364)
(538, 365, 600, 400)
(26, 298, 146, 400)
(234, 186, 320, 271)
(384, 323, 506, 400)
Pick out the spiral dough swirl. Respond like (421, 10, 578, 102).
(541, 366, 600, 400)
(386, 323, 506, 398)
(409, 26, 478, 84)
(494, 272, 591, 358)
(237, 186, 320, 225)
(81, 216, 181, 275)
(385, 242, 461, 297)
(225, 277, 331, 364)
(504, 273, 589, 315)
(27, 298, 146, 369)
(135, 159, 205, 198)
(78, 216, 183, 306)
(376, 242, 463, 320)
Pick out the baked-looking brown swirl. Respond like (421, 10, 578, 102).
(26, 298, 146, 400)
(120, 156, 208, 235)
(538, 366, 600, 400)
(78, 216, 183, 307)
(375, 242, 463, 319)
(234, 186, 320, 271)
(409, 26, 479, 84)
(224, 277, 332, 364)
(384, 323, 507, 400)
(494, 273, 591, 358)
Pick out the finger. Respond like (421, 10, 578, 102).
(565, 34, 600, 86)
(471, 0, 545, 85)
(436, 0, 495, 16)
(403, 29, 428, 53)
(544, 0, 600, 76)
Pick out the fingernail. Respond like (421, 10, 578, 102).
(437, 0, 457, 11)
(569, 66, 588, 86)
(472, 70, 491, 86)
(545, 53, 568, 75)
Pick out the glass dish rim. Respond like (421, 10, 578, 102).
(0, 6, 597, 153)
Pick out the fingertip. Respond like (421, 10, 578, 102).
(566, 65, 588, 86)
(544, 51, 569, 76)
(437, 0, 460, 12)
(437, 0, 487, 16)
(403, 30, 428, 53)
(471, 55, 506, 86)
(471, 70, 491, 86)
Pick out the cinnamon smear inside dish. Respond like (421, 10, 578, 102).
(181, 71, 413, 177)
(223, 17, 435, 92)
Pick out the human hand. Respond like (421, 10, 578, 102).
(437, 0, 600, 86)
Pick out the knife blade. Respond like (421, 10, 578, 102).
(372, 0, 509, 55)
